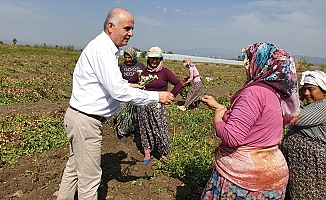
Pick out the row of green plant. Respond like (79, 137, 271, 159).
(0, 44, 78, 105)
(156, 106, 217, 191)
(0, 115, 68, 165)
(2, 39, 75, 51)
(0, 105, 221, 190)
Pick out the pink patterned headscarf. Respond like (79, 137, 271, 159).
(239, 42, 300, 123)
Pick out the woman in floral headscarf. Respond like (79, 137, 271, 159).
(201, 42, 299, 200)
(116, 47, 146, 141)
(281, 70, 326, 199)
(119, 47, 146, 81)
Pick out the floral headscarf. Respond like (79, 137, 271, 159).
(239, 42, 300, 123)
(124, 47, 137, 66)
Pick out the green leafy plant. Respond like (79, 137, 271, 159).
(155, 106, 223, 190)
(0, 115, 67, 164)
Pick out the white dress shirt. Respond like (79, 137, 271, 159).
(70, 31, 158, 118)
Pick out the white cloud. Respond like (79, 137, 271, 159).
(172, 9, 181, 12)
(277, 12, 319, 28)
(163, 7, 168, 13)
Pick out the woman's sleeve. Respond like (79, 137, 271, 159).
(295, 101, 326, 126)
(166, 69, 183, 97)
(186, 68, 194, 83)
(215, 89, 263, 147)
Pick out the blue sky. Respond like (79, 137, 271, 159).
(1, 0, 325, 58)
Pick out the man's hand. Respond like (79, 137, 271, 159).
(158, 91, 175, 105)
(181, 82, 187, 87)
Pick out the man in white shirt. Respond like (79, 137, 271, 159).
(57, 8, 174, 200)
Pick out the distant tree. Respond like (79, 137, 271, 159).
(167, 51, 174, 54)
(140, 51, 147, 58)
(319, 64, 326, 72)
(133, 47, 141, 52)
(296, 56, 312, 71)
(0, 41, 3, 44)
(12, 38, 17, 45)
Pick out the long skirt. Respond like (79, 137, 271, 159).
(201, 169, 286, 200)
(184, 81, 202, 107)
(281, 133, 326, 199)
(136, 103, 169, 156)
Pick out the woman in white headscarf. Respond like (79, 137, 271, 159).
(281, 70, 326, 199)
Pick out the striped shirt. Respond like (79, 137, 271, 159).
(289, 99, 326, 143)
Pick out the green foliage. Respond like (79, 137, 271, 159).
(114, 103, 137, 134)
(1, 44, 308, 193)
(12, 38, 17, 45)
(178, 85, 190, 100)
(140, 51, 147, 58)
(319, 64, 326, 72)
(133, 47, 141, 52)
(156, 106, 221, 190)
(296, 56, 312, 72)
(0, 44, 76, 105)
(0, 115, 68, 165)
(34, 43, 75, 51)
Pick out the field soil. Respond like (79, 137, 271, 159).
(0, 86, 239, 200)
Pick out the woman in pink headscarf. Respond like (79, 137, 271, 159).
(177, 57, 202, 111)
(201, 42, 299, 200)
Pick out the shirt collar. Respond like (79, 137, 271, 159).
(100, 31, 120, 58)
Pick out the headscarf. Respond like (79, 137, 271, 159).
(238, 42, 300, 123)
(124, 47, 137, 66)
(183, 57, 196, 68)
(300, 70, 326, 91)
(147, 60, 164, 73)
(146, 46, 164, 72)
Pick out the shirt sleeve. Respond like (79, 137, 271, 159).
(186, 68, 194, 83)
(92, 47, 158, 105)
(215, 88, 263, 147)
(295, 100, 326, 127)
(165, 68, 183, 97)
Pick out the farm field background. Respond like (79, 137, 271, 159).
(0, 44, 314, 200)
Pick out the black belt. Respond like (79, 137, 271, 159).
(69, 105, 106, 123)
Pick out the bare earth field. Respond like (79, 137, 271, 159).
(0, 87, 240, 200)
(0, 44, 244, 200)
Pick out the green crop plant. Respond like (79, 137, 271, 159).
(156, 106, 222, 191)
(0, 115, 68, 165)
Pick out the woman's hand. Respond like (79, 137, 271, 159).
(129, 83, 144, 89)
(201, 95, 227, 123)
(201, 95, 225, 111)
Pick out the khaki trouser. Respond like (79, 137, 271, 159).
(57, 107, 103, 200)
